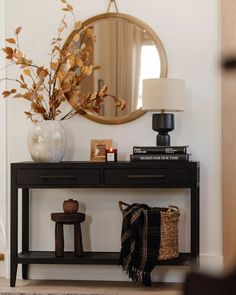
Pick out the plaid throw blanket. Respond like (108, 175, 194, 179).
(119, 203, 161, 286)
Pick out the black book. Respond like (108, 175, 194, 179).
(133, 146, 188, 154)
(130, 154, 190, 161)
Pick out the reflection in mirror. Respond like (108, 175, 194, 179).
(66, 13, 168, 124)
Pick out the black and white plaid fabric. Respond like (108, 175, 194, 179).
(119, 203, 161, 286)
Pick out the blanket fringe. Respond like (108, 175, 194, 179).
(122, 264, 151, 286)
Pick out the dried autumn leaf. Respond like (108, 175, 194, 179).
(20, 83, 28, 89)
(50, 62, 58, 71)
(99, 85, 108, 94)
(68, 96, 79, 108)
(10, 89, 17, 94)
(60, 0, 67, 3)
(13, 94, 23, 98)
(62, 17, 67, 27)
(23, 92, 33, 101)
(59, 25, 65, 33)
(82, 66, 89, 75)
(24, 111, 34, 121)
(2, 91, 11, 98)
(76, 57, 83, 67)
(23, 68, 31, 76)
(57, 70, 66, 82)
(15, 26, 22, 35)
(5, 38, 16, 44)
(69, 54, 76, 67)
(93, 65, 101, 70)
(73, 33, 80, 43)
(116, 98, 126, 110)
(74, 21, 82, 30)
(20, 74, 25, 82)
(90, 92, 98, 100)
(61, 82, 71, 93)
(3, 47, 14, 55)
(87, 65, 93, 76)
(15, 50, 23, 59)
(80, 43, 85, 50)
(67, 4, 73, 10)
(31, 102, 40, 113)
(93, 106, 100, 114)
(48, 79, 54, 85)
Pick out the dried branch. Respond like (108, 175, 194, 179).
(1, 0, 125, 121)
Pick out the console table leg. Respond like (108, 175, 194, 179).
(11, 166, 18, 287)
(22, 189, 29, 279)
(191, 186, 200, 257)
(55, 223, 64, 257)
(22, 264, 28, 280)
(74, 223, 83, 256)
(10, 262, 18, 287)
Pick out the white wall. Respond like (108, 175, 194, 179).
(0, 0, 7, 252)
(1, 0, 222, 282)
(0, 0, 7, 278)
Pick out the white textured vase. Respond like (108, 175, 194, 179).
(28, 121, 66, 163)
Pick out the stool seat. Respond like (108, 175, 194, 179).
(51, 212, 85, 257)
(51, 212, 85, 224)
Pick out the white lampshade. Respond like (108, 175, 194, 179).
(142, 78, 185, 112)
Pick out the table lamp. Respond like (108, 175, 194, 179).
(142, 78, 185, 146)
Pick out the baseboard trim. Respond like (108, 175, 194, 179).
(199, 254, 224, 273)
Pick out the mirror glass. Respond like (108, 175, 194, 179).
(64, 13, 168, 124)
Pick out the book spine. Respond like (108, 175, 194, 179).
(130, 154, 190, 161)
(133, 146, 187, 154)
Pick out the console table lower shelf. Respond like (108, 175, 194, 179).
(17, 251, 195, 266)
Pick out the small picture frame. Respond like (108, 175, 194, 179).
(90, 139, 112, 162)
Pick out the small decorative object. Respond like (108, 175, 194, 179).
(28, 121, 66, 163)
(1, 1, 125, 162)
(142, 78, 186, 146)
(106, 147, 117, 162)
(63, 198, 79, 214)
(51, 212, 85, 257)
(90, 139, 112, 162)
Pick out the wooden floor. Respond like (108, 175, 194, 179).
(0, 278, 183, 295)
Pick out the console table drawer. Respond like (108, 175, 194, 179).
(16, 169, 100, 185)
(104, 168, 190, 186)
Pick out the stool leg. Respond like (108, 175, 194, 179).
(74, 223, 83, 256)
(55, 222, 64, 257)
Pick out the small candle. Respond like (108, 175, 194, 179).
(106, 147, 117, 162)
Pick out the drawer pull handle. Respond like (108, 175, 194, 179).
(128, 174, 166, 179)
(40, 175, 76, 180)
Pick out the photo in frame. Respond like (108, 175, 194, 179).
(90, 139, 112, 162)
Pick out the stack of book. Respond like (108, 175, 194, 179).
(130, 146, 190, 162)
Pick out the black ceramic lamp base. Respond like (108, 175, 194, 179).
(152, 113, 174, 146)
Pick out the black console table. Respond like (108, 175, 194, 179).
(10, 161, 199, 287)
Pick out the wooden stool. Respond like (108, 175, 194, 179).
(51, 212, 85, 257)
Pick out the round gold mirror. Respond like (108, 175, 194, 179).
(64, 13, 168, 124)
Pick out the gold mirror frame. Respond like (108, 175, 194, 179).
(63, 13, 168, 124)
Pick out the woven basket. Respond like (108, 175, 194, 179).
(157, 206, 180, 260)
(119, 202, 180, 261)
